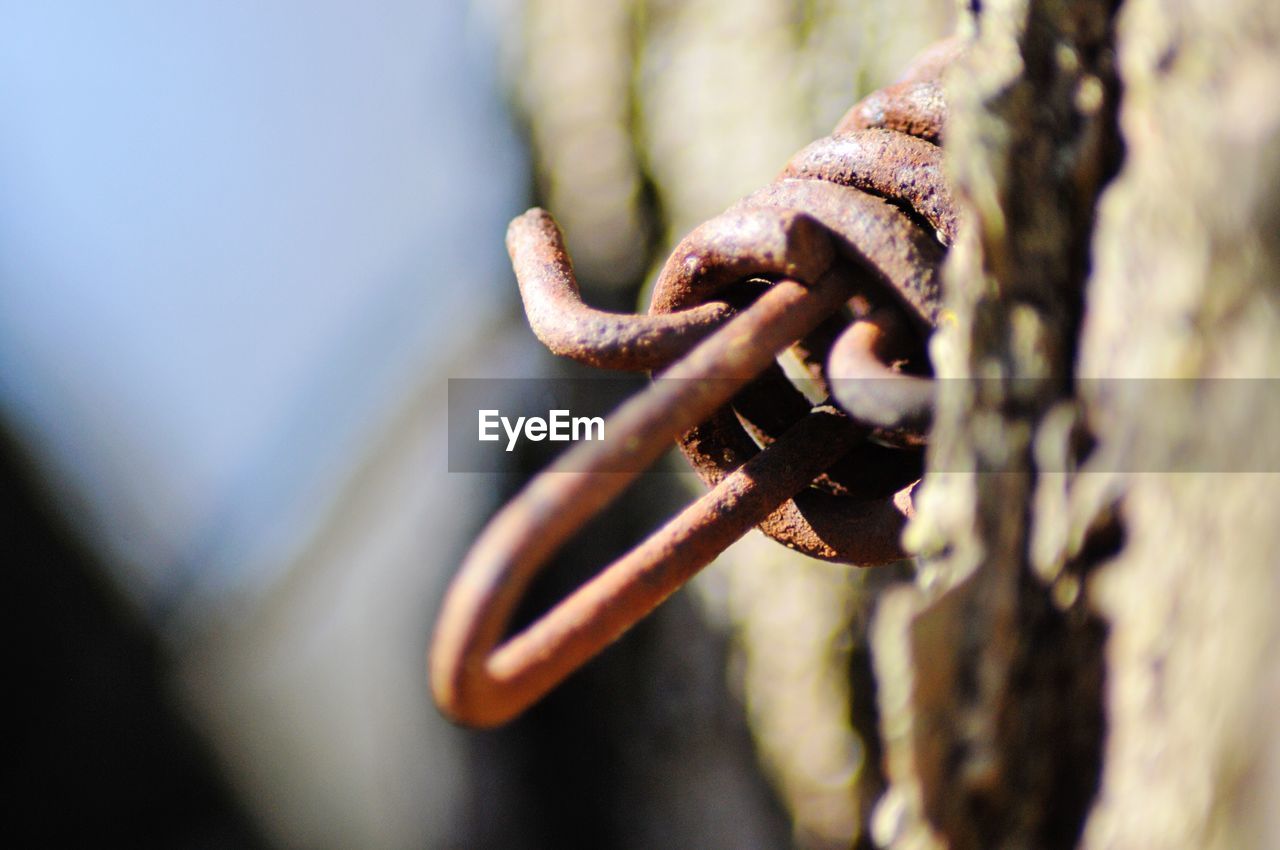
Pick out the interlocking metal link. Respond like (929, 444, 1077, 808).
(432, 39, 961, 727)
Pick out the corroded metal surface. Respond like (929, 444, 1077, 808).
(781, 130, 958, 245)
(836, 79, 948, 142)
(431, 39, 963, 726)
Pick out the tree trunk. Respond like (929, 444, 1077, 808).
(871, 0, 1280, 848)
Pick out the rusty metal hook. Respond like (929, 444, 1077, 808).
(828, 307, 935, 447)
(506, 208, 733, 371)
(431, 269, 905, 727)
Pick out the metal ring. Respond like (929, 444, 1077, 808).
(827, 307, 935, 446)
(780, 129, 957, 245)
(647, 188, 942, 563)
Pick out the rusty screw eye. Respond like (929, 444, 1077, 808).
(431, 39, 962, 727)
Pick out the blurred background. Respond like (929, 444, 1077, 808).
(1, 1, 950, 847)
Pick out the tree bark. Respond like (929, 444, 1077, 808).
(871, 0, 1280, 848)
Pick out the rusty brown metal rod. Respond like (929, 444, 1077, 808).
(781, 129, 958, 245)
(835, 79, 947, 142)
(507, 208, 732, 371)
(431, 270, 861, 727)
(730, 180, 945, 328)
(646, 207, 836, 315)
(827, 307, 934, 439)
(832, 37, 963, 142)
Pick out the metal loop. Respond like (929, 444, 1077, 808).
(431, 272, 904, 726)
(780, 129, 958, 245)
(827, 307, 935, 445)
(727, 180, 944, 326)
(835, 79, 948, 142)
(648, 187, 942, 562)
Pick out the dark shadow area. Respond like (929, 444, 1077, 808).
(2, 427, 270, 849)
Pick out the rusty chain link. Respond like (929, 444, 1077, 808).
(432, 39, 962, 727)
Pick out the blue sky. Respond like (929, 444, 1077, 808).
(0, 1, 526, 606)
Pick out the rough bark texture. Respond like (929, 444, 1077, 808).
(871, 0, 1280, 849)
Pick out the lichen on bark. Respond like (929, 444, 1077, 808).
(871, 0, 1125, 847)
